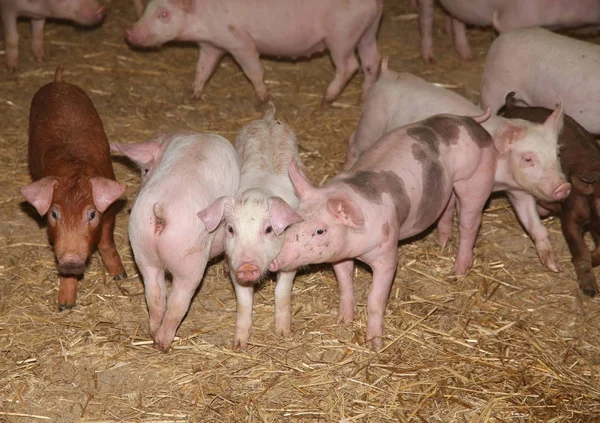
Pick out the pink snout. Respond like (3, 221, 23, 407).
(125, 28, 138, 44)
(552, 182, 572, 200)
(236, 263, 261, 283)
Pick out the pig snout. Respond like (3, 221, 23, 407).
(236, 263, 262, 284)
(552, 182, 572, 201)
(125, 29, 138, 44)
(57, 256, 86, 275)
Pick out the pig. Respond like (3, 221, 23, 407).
(125, 0, 383, 104)
(345, 59, 569, 273)
(133, 0, 144, 18)
(113, 132, 240, 351)
(20, 66, 127, 310)
(198, 103, 302, 349)
(417, 0, 600, 62)
(271, 111, 497, 350)
(501, 92, 600, 297)
(480, 27, 600, 135)
(0, 0, 106, 71)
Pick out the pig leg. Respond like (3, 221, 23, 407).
(333, 259, 356, 324)
(451, 18, 472, 60)
(226, 30, 268, 102)
(1, 11, 19, 71)
(507, 190, 562, 272)
(364, 252, 398, 350)
(233, 281, 254, 350)
(452, 164, 495, 274)
(140, 265, 167, 337)
(30, 18, 46, 63)
(97, 214, 127, 280)
(57, 275, 79, 310)
(274, 271, 295, 337)
(357, 8, 382, 101)
(192, 43, 225, 99)
(437, 192, 456, 248)
(344, 131, 358, 171)
(417, 0, 435, 63)
(323, 41, 360, 104)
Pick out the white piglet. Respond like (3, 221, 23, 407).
(113, 133, 240, 351)
(199, 103, 302, 350)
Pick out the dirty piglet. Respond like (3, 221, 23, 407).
(21, 66, 127, 310)
(501, 92, 600, 296)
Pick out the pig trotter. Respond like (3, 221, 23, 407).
(114, 271, 127, 281)
(575, 261, 599, 297)
(58, 302, 75, 312)
(535, 239, 563, 272)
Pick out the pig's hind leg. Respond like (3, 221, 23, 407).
(30, 18, 46, 63)
(227, 29, 268, 102)
(356, 7, 382, 101)
(1, 11, 19, 70)
(139, 264, 167, 339)
(437, 192, 457, 249)
(192, 43, 225, 99)
(322, 38, 360, 104)
(451, 18, 471, 60)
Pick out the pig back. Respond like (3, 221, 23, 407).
(28, 81, 114, 181)
(501, 105, 600, 180)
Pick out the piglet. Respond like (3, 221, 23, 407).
(199, 103, 302, 349)
(125, 0, 383, 103)
(417, 0, 600, 62)
(21, 66, 127, 310)
(113, 132, 240, 351)
(345, 58, 569, 273)
(272, 110, 496, 349)
(481, 27, 600, 134)
(501, 92, 600, 296)
(0, 0, 106, 70)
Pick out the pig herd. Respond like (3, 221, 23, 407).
(10, 0, 600, 351)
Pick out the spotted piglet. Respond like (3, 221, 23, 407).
(501, 92, 600, 296)
(21, 66, 127, 310)
(199, 103, 302, 349)
(271, 111, 496, 349)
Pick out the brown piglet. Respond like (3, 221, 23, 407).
(501, 92, 600, 296)
(21, 66, 127, 310)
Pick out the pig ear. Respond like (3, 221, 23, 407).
(110, 142, 161, 166)
(495, 121, 525, 154)
(327, 192, 364, 228)
(543, 100, 564, 137)
(198, 196, 233, 232)
(571, 176, 595, 196)
(269, 197, 302, 235)
(289, 159, 312, 199)
(89, 177, 126, 213)
(20, 177, 58, 216)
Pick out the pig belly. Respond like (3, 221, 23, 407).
(439, 0, 500, 25)
(255, 36, 327, 59)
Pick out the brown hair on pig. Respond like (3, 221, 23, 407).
(21, 66, 127, 310)
(501, 91, 600, 296)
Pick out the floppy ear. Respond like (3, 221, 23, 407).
(110, 141, 161, 166)
(21, 177, 58, 216)
(288, 159, 313, 199)
(327, 192, 364, 227)
(89, 177, 126, 213)
(544, 99, 564, 137)
(269, 197, 302, 235)
(494, 120, 525, 154)
(198, 196, 233, 232)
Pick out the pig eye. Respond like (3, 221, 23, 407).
(143, 168, 149, 175)
(315, 228, 326, 235)
(50, 208, 60, 220)
(265, 226, 273, 234)
(87, 210, 98, 221)
(227, 225, 234, 235)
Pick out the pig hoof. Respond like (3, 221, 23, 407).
(578, 272, 599, 297)
(582, 286, 598, 297)
(232, 339, 248, 351)
(58, 303, 75, 312)
(152, 341, 170, 352)
(114, 272, 128, 281)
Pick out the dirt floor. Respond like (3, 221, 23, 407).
(2, 1, 600, 422)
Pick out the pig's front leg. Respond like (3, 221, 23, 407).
(233, 281, 254, 350)
(507, 190, 562, 272)
(30, 18, 46, 63)
(561, 197, 598, 296)
(57, 275, 79, 310)
(364, 253, 398, 350)
(226, 28, 268, 102)
(97, 213, 127, 280)
(2, 11, 19, 71)
(417, 0, 436, 62)
(333, 258, 356, 324)
(451, 18, 471, 60)
(274, 270, 295, 337)
(192, 43, 225, 100)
